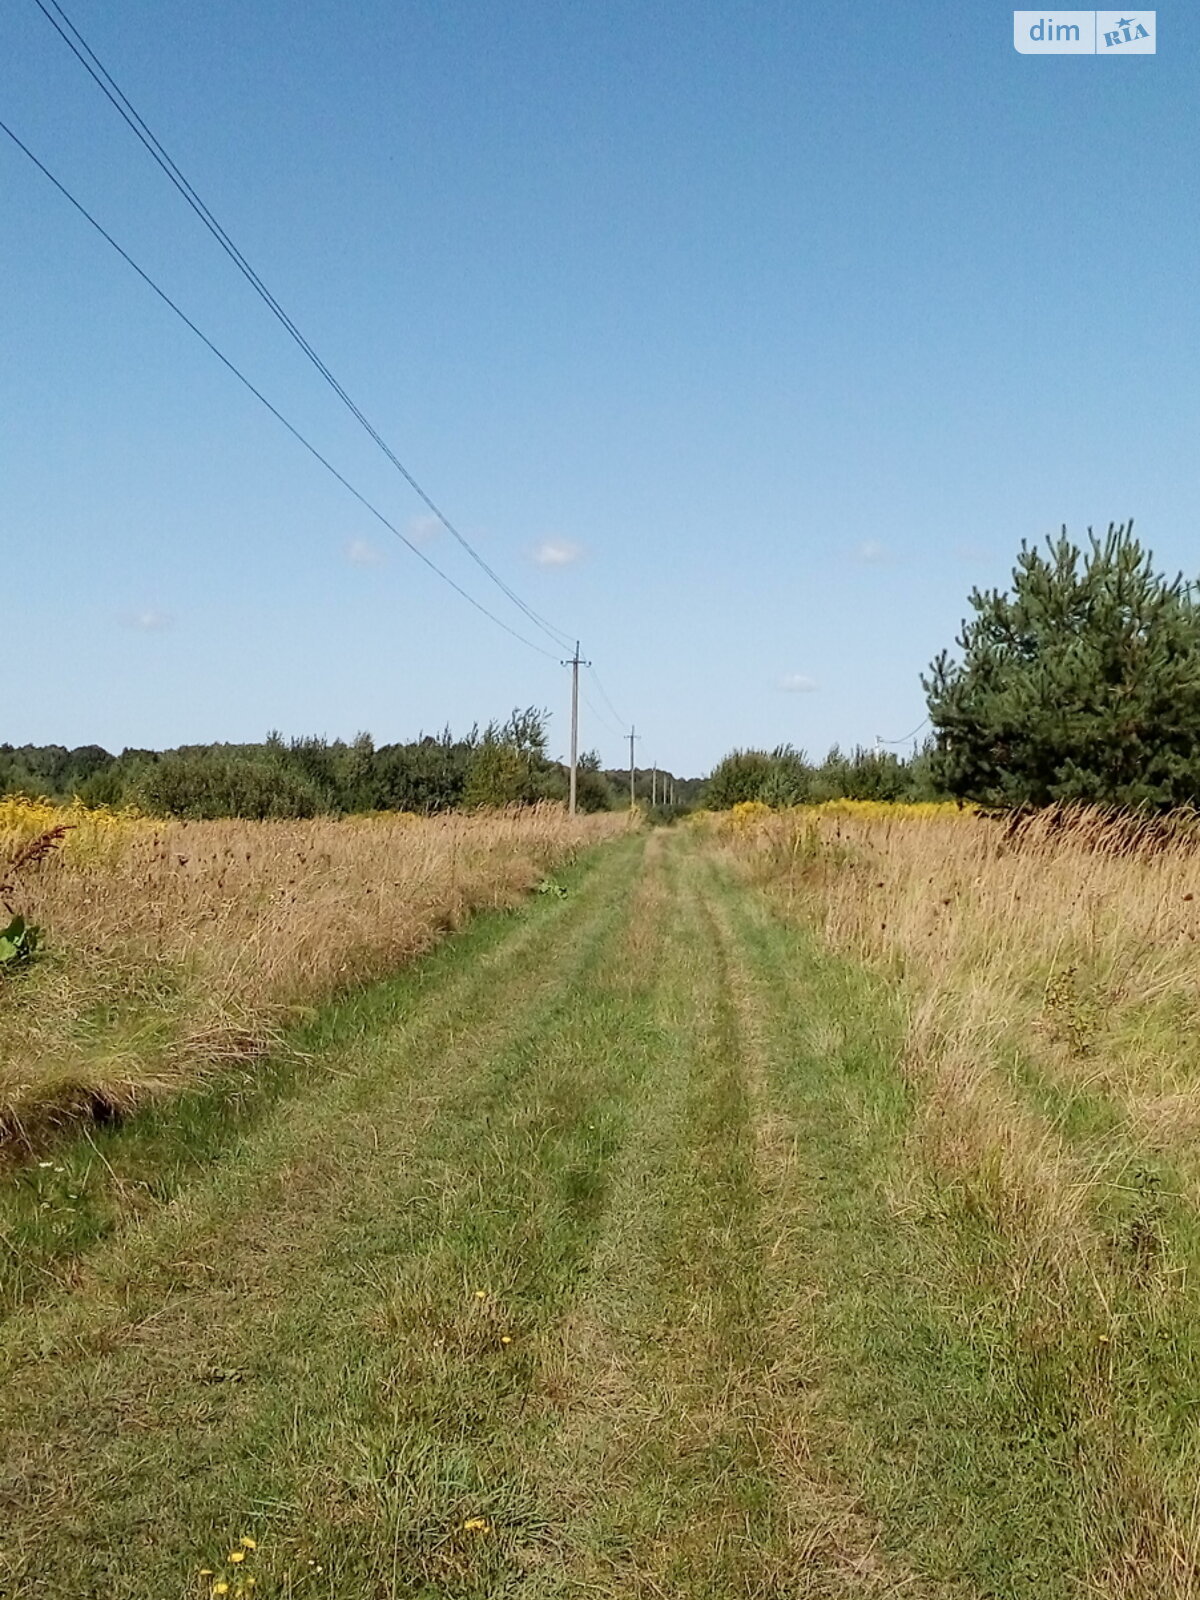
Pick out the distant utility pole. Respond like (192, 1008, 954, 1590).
(652, 764, 658, 806)
(628, 726, 639, 811)
(562, 641, 590, 816)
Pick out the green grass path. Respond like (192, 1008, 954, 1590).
(0, 831, 1133, 1598)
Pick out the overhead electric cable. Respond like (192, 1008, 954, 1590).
(31, 0, 575, 654)
(0, 116, 558, 660)
(876, 717, 931, 746)
(587, 665, 628, 733)
(579, 683, 623, 743)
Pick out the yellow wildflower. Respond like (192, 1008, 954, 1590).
(474, 1289, 487, 1300)
(239, 1536, 257, 1549)
(228, 1550, 246, 1563)
(501, 1336, 512, 1345)
(212, 1585, 230, 1597)
(462, 1517, 491, 1532)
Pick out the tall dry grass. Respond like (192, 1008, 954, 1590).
(718, 802, 1200, 1272)
(717, 802, 1200, 1593)
(0, 802, 625, 1148)
(721, 802, 1200, 1141)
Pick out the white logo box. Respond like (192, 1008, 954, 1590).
(1013, 11, 1155, 53)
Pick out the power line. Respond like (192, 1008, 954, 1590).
(587, 665, 628, 733)
(579, 683, 623, 743)
(875, 717, 931, 747)
(0, 115, 559, 661)
(31, 0, 575, 655)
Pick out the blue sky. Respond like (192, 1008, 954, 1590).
(3, 2, 1196, 776)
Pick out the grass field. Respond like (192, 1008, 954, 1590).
(720, 802, 1200, 1596)
(4, 816, 1200, 1596)
(0, 800, 622, 1149)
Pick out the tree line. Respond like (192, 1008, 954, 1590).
(12, 524, 1194, 819)
(1, 724, 925, 818)
(0, 710, 621, 819)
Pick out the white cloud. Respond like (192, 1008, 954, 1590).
(855, 539, 889, 565)
(778, 673, 819, 693)
(407, 514, 441, 543)
(346, 537, 385, 567)
(119, 608, 172, 632)
(530, 538, 584, 568)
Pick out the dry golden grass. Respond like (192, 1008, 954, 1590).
(0, 802, 625, 1148)
(721, 801, 1200, 1221)
(721, 802, 1200, 1136)
(717, 801, 1200, 1592)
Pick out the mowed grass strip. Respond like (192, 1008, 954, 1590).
(509, 834, 919, 1598)
(696, 855, 940, 1599)
(0, 840, 615, 1322)
(520, 831, 778, 1595)
(0, 835, 648, 1597)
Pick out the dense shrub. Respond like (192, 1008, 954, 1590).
(704, 743, 942, 809)
(135, 750, 324, 820)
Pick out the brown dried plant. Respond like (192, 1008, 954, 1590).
(0, 824, 73, 911)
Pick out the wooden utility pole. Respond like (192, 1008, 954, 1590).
(628, 727, 639, 811)
(562, 641, 589, 816)
(652, 765, 658, 806)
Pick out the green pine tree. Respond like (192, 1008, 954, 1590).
(925, 522, 1200, 809)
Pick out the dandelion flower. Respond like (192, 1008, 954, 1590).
(228, 1550, 246, 1563)
(239, 1536, 257, 1549)
(501, 1336, 512, 1345)
(199, 1570, 214, 1578)
(462, 1517, 490, 1532)
(474, 1290, 487, 1300)
(212, 1585, 230, 1597)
